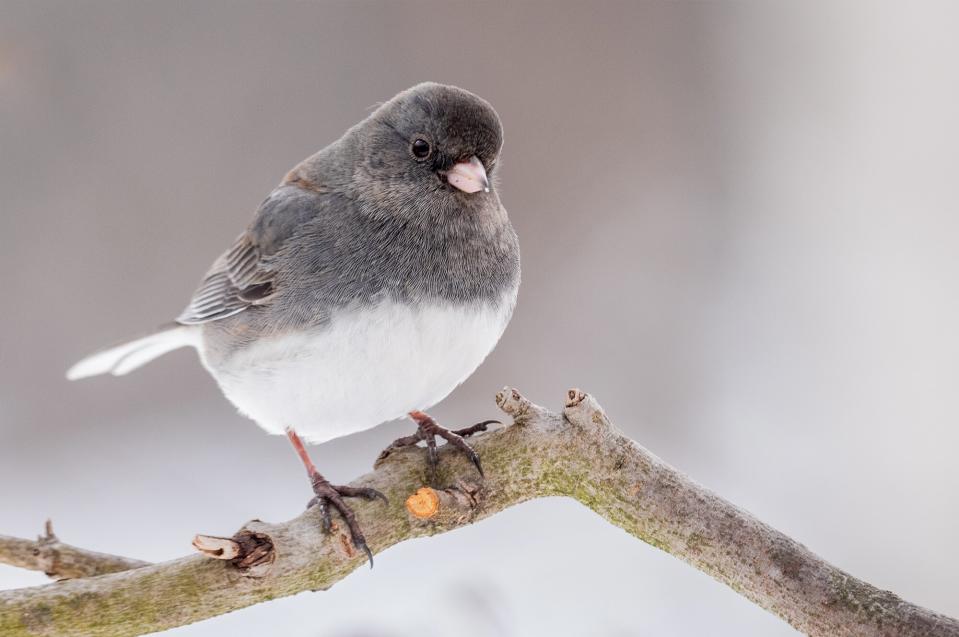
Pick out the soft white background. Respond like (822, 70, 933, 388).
(2, 1, 957, 635)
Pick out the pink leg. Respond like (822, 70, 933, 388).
(286, 429, 387, 567)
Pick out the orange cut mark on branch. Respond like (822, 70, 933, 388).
(405, 487, 440, 519)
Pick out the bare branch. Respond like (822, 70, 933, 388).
(1, 388, 956, 637)
(0, 520, 149, 580)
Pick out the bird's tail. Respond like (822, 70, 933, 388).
(66, 324, 199, 380)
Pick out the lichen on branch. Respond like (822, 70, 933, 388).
(0, 388, 957, 637)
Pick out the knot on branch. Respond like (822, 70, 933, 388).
(495, 386, 555, 426)
(35, 520, 61, 579)
(193, 529, 275, 577)
(496, 386, 531, 418)
(405, 480, 482, 527)
(563, 388, 611, 430)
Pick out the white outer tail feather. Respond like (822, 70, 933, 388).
(66, 325, 199, 380)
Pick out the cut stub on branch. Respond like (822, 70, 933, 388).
(192, 535, 240, 560)
(405, 481, 483, 528)
(405, 487, 440, 519)
(495, 386, 534, 420)
(563, 387, 611, 429)
(192, 529, 275, 576)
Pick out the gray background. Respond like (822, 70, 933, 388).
(2, 1, 958, 635)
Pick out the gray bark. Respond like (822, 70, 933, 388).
(0, 521, 149, 580)
(0, 388, 956, 637)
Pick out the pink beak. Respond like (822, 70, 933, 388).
(444, 155, 489, 194)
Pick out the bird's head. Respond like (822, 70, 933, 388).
(352, 83, 505, 224)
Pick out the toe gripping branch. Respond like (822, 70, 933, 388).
(307, 473, 387, 568)
(378, 413, 496, 479)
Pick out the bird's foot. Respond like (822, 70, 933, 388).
(377, 411, 496, 480)
(306, 473, 387, 567)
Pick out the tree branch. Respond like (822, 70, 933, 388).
(0, 520, 149, 580)
(1, 388, 956, 637)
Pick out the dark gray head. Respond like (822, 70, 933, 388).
(348, 83, 506, 225)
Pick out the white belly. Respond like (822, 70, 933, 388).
(202, 296, 514, 443)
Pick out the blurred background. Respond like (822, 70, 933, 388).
(2, 1, 958, 635)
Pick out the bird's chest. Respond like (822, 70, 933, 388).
(208, 296, 514, 442)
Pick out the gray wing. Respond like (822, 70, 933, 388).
(176, 186, 319, 325)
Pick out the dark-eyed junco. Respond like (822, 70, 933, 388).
(67, 83, 521, 563)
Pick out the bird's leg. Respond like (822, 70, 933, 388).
(376, 411, 496, 480)
(286, 430, 386, 567)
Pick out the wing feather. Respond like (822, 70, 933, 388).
(176, 185, 317, 325)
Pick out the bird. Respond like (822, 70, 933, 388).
(67, 82, 521, 564)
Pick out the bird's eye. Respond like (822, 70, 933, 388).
(411, 138, 431, 160)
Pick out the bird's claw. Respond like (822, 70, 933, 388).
(306, 477, 386, 568)
(378, 414, 491, 481)
(452, 420, 499, 438)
